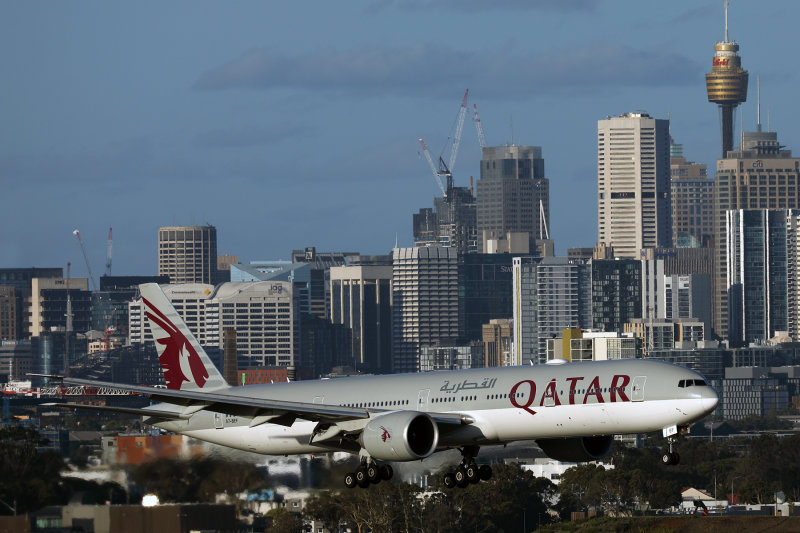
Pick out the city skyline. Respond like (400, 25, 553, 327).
(3, 1, 800, 279)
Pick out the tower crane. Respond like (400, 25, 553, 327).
(418, 89, 469, 198)
(105, 227, 113, 277)
(73, 229, 97, 292)
(472, 103, 486, 149)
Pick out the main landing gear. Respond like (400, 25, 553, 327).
(344, 460, 394, 489)
(442, 447, 493, 489)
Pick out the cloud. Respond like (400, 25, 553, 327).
(193, 123, 313, 149)
(193, 42, 700, 99)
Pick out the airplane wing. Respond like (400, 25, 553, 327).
(53, 377, 473, 427)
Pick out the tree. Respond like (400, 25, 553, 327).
(130, 457, 266, 503)
(265, 507, 304, 533)
(0, 425, 66, 514)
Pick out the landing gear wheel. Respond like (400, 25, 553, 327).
(478, 464, 493, 481)
(465, 464, 480, 484)
(454, 466, 469, 488)
(443, 472, 456, 489)
(379, 464, 394, 481)
(355, 468, 370, 488)
(344, 472, 357, 488)
(661, 452, 679, 466)
(367, 464, 381, 484)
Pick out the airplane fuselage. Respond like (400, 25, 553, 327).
(152, 359, 717, 456)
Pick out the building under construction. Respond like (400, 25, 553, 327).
(413, 181, 477, 255)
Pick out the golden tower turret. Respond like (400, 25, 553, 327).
(705, 1, 748, 157)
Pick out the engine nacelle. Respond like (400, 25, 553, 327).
(536, 435, 614, 462)
(361, 411, 439, 462)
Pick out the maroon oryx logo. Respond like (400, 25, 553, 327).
(143, 297, 208, 390)
(380, 426, 391, 442)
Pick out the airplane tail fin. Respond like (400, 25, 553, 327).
(139, 283, 229, 392)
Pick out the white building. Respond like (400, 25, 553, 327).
(391, 247, 459, 373)
(597, 112, 672, 258)
(129, 282, 297, 369)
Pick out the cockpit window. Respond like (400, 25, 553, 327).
(679, 379, 708, 388)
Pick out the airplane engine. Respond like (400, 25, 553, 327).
(361, 411, 439, 462)
(536, 435, 614, 462)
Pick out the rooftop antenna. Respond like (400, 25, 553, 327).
(756, 75, 761, 132)
(510, 115, 515, 146)
(724, 0, 729, 42)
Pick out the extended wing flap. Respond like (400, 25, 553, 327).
(42, 402, 188, 420)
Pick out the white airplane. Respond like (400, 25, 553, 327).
(52, 283, 718, 488)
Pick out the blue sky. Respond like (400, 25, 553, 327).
(2, 1, 798, 279)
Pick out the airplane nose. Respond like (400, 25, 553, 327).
(702, 392, 719, 413)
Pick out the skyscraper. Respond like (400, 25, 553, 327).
(391, 247, 459, 373)
(158, 225, 218, 284)
(476, 145, 549, 252)
(705, 2, 748, 158)
(597, 113, 672, 258)
(726, 209, 800, 345)
(712, 129, 800, 339)
(330, 263, 393, 373)
(670, 140, 712, 247)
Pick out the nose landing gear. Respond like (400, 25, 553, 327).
(661, 425, 689, 466)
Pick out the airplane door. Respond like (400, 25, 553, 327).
(417, 389, 430, 412)
(631, 376, 646, 402)
(214, 412, 224, 429)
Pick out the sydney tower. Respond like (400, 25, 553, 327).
(705, 1, 748, 158)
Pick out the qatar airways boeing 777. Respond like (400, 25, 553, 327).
(51, 283, 718, 488)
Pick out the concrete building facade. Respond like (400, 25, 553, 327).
(476, 145, 549, 252)
(158, 225, 218, 284)
(597, 112, 672, 258)
(129, 282, 298, 369)
(391, 247, 459, 373)
(329, 264, 393, 374)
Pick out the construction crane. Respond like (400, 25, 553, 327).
(73, 229, 97, 292)
(473, 103, 486, 149)
(418, 89, 469, 197)
(105, 227, 113, 277)
(418, 138, 447, 196)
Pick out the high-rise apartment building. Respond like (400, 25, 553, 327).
(712, 129, 800, 338)
(476, 145, 549, 252)
(597, 113, 671, 258)
(158, 225, 218, 284)
(512, 257, 592, 365)
(670, 141, 712, 247)
(591, 259, 642, 333)
(391, 247, 459, 373)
